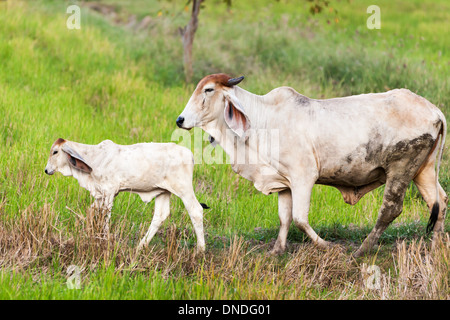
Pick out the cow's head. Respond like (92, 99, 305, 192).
(45, 138, 92, 176)
(176, 73, 250, 139)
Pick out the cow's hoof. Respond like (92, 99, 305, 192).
(352, 249, 364, 258)
(353, 246, 372, 258)
(353, 242, 379, 258)
(315, 239, 333, 250)
(269, 248, 285, 256)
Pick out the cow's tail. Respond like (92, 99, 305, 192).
(426, 118, 446, 234)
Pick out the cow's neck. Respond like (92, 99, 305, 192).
(202, 98, 286, 194)
(233, 86, 266, 124)
(202, 89, 275, 171)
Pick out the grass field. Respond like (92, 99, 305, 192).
(0, 0, 448, 300)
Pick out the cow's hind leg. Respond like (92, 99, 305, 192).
(354, 178, 410, 257)
(270, 189, 293, 255)
(413, 160, 448, 239)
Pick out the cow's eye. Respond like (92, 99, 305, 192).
(205, 88, 214, 93)
(53, 150, 58, 155)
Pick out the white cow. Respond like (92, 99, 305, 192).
(176, 73, 447, 257)
(44, 138, 208, 252)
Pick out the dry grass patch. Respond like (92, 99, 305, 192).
(0, 206, 448, 299)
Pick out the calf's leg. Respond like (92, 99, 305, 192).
(179, 191, 205, 253)
(138, 192, 171, 249)
(90, 196, 114, 234)
(163, 172, 205, 253)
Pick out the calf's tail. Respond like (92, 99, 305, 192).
(200, 203, 210, 209)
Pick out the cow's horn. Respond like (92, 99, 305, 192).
(227, 76, 244, 86)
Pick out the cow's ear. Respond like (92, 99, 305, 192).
(223, 91, 251, 139)
(61, 144, 93, 174)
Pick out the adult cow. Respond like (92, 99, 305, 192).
(176, 73, 447, 256)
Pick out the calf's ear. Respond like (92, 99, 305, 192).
(223, 91, 251, 139)
(61, 144, 93, 174)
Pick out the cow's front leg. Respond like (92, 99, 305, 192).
(270, 189, 293, 255)
(291, 179, 331, 249)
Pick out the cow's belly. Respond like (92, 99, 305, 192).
(231, 158, 386, 195)
(317, 165, 386, 187)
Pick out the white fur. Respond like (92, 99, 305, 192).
(178, 76, 447, 255)
(45, 139, 206, 252)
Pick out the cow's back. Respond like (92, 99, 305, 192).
(262, 88, 444, 186)
(90, 141, 194, 192)
(305, 89, 443, 185)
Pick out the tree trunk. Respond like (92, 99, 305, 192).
(180, 0, 202, 83)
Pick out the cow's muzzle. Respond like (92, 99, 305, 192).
(176, 116, 185, 128)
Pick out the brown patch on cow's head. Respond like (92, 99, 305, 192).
(52, 138, 66, 148)
(49, 138, 67, 156)
(194, 73, 244, 94)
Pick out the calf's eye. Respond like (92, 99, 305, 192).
(205, 88, 214, 93)
(53, 150, 58, 155)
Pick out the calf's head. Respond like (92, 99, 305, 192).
(177, 73, 250, 139)
(45, 138, 92, 176)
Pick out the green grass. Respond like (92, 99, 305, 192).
(0, 0, 448, 299)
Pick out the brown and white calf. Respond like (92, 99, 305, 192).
(44, 138, 208, 252)
(176, 73, 447, 257)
